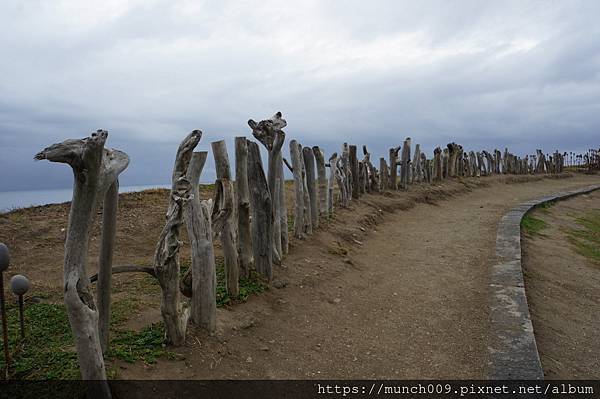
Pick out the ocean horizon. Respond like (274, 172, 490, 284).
(0, 184, 171, 213)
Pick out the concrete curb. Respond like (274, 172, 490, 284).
(488, 183, 600, 379)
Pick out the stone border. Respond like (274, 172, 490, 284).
(488, 183, 600, 379)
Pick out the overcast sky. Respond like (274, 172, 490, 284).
(1, 0, 599, 191)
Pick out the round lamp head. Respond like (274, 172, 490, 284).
(10, 274, 30, 296)
(0, 243, 9, 272)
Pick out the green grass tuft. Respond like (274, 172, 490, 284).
(565, 209, 600, 262)
(521, 214, 548, 236)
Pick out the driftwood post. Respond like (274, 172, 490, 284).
(248, 113, 286, 264)
(433, 147, 442, 181)
(182, 151, 216, 332)
(278, 153, 289, 255)
(379, 157, 389, 191)
(303, 146, 319, 229)
(35, 130, 129, 396)
(327, 153, 337, 215)
(235, 137, 253, 278)
(247, 140, 273, 280)
(334, 155, 349, 207)
(290, 140, 304, 238)
(412, 144, 422, 183)
(349, 145, 359, 199)
(341, 143, 352, 200)
(211, 140, 239, 297)
(97, 179, 119, 354)
(313, 146, 328, 216)
(153, 131, 202, 346)
(400, 138, 411, 190)
(389, 146, 400, 190)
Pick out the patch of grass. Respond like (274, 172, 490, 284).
(107, 323, 175, 364)
(538, 200, 556, 213)
(0, 302, 79, 379)
(565, 209, 600, 262)
(521, 214, 548, 236)
(216, 260, 268, 307)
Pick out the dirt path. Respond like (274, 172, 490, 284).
(116, 174, 600, 379)
(522, 190, 600, 379)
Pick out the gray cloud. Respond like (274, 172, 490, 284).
(1, 0, 599, 191)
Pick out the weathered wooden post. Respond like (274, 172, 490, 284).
(349, 145, 359, 199)
(327, 153, 337, 215)
(211, 140, 239, 297)
(313, 146, 328, 216)
(333, 154, 349, 207)
(97, 179, 119, 354)
(379, 157, 389, 191)
(248, 112, 286, 263)
(247, 140, 273, 280)
(35, 130, 129, 396)
(412, 144, 422, 183)
(235, 137, 253, 278)
(183, 151, 216, 332)
(303, 146, 319, 229)
(442, 148, 449, 178)
(433, 147, 442, 181)
(301, 146, 313, 235)
(277, 153, 289, 255)
(389, 146, 400, 189)
(400, 138, 411, 190)
(289, 140, 305, 238)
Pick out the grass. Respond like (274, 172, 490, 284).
(521, 213, 548, 236)
(1, 260, 268, 379)
(565, 209, 600, 262)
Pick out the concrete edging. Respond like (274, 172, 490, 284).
(488, 183, 600, 379)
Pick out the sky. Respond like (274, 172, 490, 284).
(0, 0, 599, 191)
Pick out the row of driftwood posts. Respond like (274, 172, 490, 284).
(38, 119, 575, 396)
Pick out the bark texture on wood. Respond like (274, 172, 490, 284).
(211, 140, 239, 297)
(290, 140, 305, 238)
(97, 179, 119, 354)
(35, 130, 129, 397)
(247, 141, 273, 280)
(313, 146, 328, 216)
(183, 151, 216, 332)
(235, 138, 253, 278)
(303, 146, 319, 229)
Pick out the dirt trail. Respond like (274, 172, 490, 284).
(117, 174, 600, 379)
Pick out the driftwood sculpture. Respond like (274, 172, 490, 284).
(389, 146, 400, 190)
(248, 112, 286, 264)
(289, 140, 305, 238)
(35, 130, 129, 396)
(247, 140, 273, 280)
(182, 151, 216, 332)
(153, 131, 203, 346)
(313, 146, 328, 216)
(211, 140, 239, 297)
(400, 138, 411, 190)
(235, 137, 253, 277)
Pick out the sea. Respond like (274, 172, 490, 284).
(0, 184, 171, 213)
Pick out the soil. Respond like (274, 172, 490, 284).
(522, 190, 600, 379)
(1, 173, 599, 379)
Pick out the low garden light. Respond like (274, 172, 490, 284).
(10, 275, 30, 339)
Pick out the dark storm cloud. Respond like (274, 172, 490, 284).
(0, 0, 599, 191)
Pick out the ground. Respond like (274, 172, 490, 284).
(0, 173, 599, 379)
(522, 190, 600, 378)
